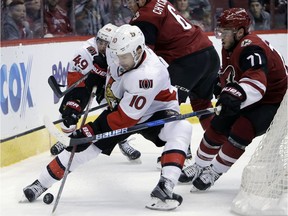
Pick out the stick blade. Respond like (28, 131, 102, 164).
(48, 76, 63, 98)
(44, 115, 70, 147)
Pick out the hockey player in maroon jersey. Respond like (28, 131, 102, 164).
(180, 8, 287, 191)
(126, 0, 220, 130)
(23, 24, 192, 210)
(49, 23, 142, 162)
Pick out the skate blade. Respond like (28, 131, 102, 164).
(190, 185, 212, 193)
(145, 197, 180, 211)
(190, 185, 200, 193)
(19, 194, 29, 203)
(178, 181, 192, 185)
(128, 158, 142, 164)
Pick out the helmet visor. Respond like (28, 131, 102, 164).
(214, 27, 236, 39)
(110, 51, 135, 73)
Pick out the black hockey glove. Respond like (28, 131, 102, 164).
(95, 84, 105, 104)
(66, 122, 96, 152)
(93, 54, 108, 70)
(62, 100, 82, 127)
(216, 82, 246, 116)
(85, 73, 106, 104)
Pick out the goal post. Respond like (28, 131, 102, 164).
(231, 91, 288, 216)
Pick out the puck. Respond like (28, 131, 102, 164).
(43, 193, 54, 204)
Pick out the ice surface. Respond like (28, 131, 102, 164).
(0, 124, 261, 216)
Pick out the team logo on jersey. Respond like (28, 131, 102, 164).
(223, 65, 237, 84)
(241, 39, 252, 47)
(139, 79, 153, 89)
(87, 46, 97, 55)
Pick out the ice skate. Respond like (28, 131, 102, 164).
(118, 138, 141, 163)
(50, 141, 66, 155)
(23, 180, 47, 202)
(190, 165, 222, 192)
(146, 176, 183, 210)
(178, 162, 203, 183)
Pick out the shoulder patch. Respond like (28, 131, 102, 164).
(139, 79, 153, 89)
(241, 39, 252, 47)
(86, 46, 97, 56)
(132, 11, 140, 21)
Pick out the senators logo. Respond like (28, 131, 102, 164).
(139, 79, 153, 89)
(87, 46, 97, 55)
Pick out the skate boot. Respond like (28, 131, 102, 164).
(50, 141, 66, 155)
(191, 165, 222, 192)
(23, 180, 47, 202)
(178, 163, 203, 183)
(118, 139, 141, 161)
(146, 176, 183, 210)
(182, 145, 193, 169)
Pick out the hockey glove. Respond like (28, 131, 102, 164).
(95, 84, 105, 104)
(93, 54, 108, 70)
(85, 73, 106, 104)
(66, 122, 96, 152)
(216, 82, 246, 116)
(62, 100, 82, 127)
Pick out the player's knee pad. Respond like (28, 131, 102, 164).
(229, 116, 256, 148)
(204, 124, 228, 147)
(69, 145, 102, 171)
(159, 120, 192, 152)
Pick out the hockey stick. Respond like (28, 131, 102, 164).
(48, 72, 91, 98)
(0, 103, 108, 143)
(51, 86, 97, 214)
(44, 106, 221, 148)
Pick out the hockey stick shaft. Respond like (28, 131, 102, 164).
(48, 72, 91, 98)
(70, 107, 221, 146)
(52, 86, 97, 214)
(45, 106, 221, 147)
(0, 103, 108, 143)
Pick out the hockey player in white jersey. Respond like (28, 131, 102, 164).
(23, 24, 192, 210)
(49, 23, 141, 161)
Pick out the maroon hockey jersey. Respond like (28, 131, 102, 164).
(220, 33, 287, 105)
(129, 0, 212, 64)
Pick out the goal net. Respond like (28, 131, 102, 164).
(231, 91, 288, 216)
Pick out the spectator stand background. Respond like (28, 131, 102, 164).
(1, 0, 287, 41)
(101, 0, 132, 26)
(43, 0, 73, 37)
(25, 0, 43, 38)
(248, 0, 271, 30)
(74, 0, 102, 36)
(1, 0, 33, 40)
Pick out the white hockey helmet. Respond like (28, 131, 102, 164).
(109, 24, 145, 68)
(96, 23, 118, 43)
